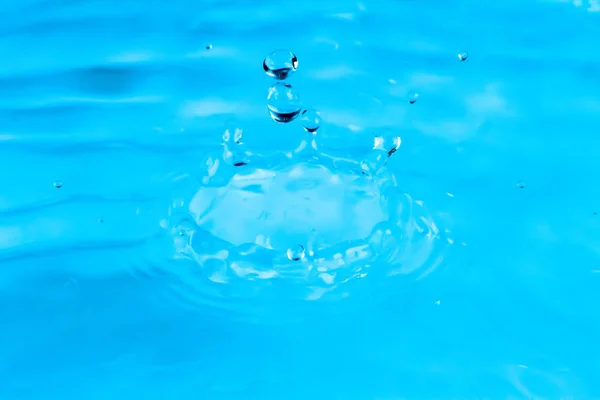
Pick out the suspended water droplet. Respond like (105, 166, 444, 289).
(516, 180, 526, 189)
(222, 119, 244, 145)
(300, 108, 321, 133)
(408, 92, 419, 104)
(373, 129, 402, 157)
(222, 120, 249, 166)
(267, 83, 302, 123)
(263, 50, 298, 80)
(205, 44, 213, 50)
(287, 245, 306, 261)
(458, 51, 468, 61)
(54, 180, 63, 189)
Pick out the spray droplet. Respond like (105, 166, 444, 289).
(54, 180, 63, 189)
(373, 129, 402, 157)
(267, 83, 302, 123)
(263, 50, 298, 80)
(408, 92, 419, 104)
(458, 51, 468, 61)
(300, 109, 321, 133)
(516, 180, 526, 189)
(287, 245, 306, 261)
(205, 44, 213, 50)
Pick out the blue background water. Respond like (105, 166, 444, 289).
(2, 0, 600, 398)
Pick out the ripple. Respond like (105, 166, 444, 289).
(155, 131, 451, 320)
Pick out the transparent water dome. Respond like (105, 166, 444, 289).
(159, 122, 450, 320)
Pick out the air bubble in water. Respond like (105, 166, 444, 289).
(267, 83, 302, 123)
(263, 50, 298, 80)
(300, 109, 321, 133)
(287, 245, 306, 261)
(54, 180, 63, 188)
(408, 92, 419, 104)
(373, 129, 402, 157)
(458, 51, 468, 61)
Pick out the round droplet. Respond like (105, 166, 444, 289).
(373, 129, 402, 157)
(458, 51, 468, 61)
(205, 44, 213, 50)
(287, 245, 306, 261)
(300, 109, 321, 133)
(222, 119, 243, 144)
(516, 180, 526, 189)
(408, 92, 419, 104)
(267, 83, 302, 123)
(263, 50, 298, 80)
(54, 180, 63, 189)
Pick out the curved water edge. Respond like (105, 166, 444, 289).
(148, 114, 455, 320)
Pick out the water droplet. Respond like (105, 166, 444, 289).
(361, 149, 388, 176)
(300, 109, 321, 133)
(287, 245, 306, 261)
(205, 44, 213, 50)
(267, 83, 302, 123)
(373, 129, 402, 157)
(263, 50, 298, 80)
(222, 120, 249, 166)
(516, 180, 526, 189)
(458, 51, 468, 61)
(222, 120, 243, 144)
(408, 92, 419, 104)
(54, 180, 63, 188)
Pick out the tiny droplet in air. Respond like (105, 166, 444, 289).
(458, 51, 468, 61)
(287, 245, 306, 261)
(373, 129, 402, 157)
(54, 180, 63, 189)
(408, 92, 419, 104)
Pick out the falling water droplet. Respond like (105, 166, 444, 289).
(458, 51, 468, 61)
(373, 129, 402, 157)
(222, 120, 249, 166)
(54, 180, 63, 189)
(300, 109, 321, 133)
(205, 44, 213, 50)
(516, 180, 526, 189)
(287, 245, 306, 261)
(267, 83, 302, 123)
(263, 50, 298, 80)
(408, 92, 419, 104)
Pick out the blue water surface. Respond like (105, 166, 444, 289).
(1, 0, 600, 398)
